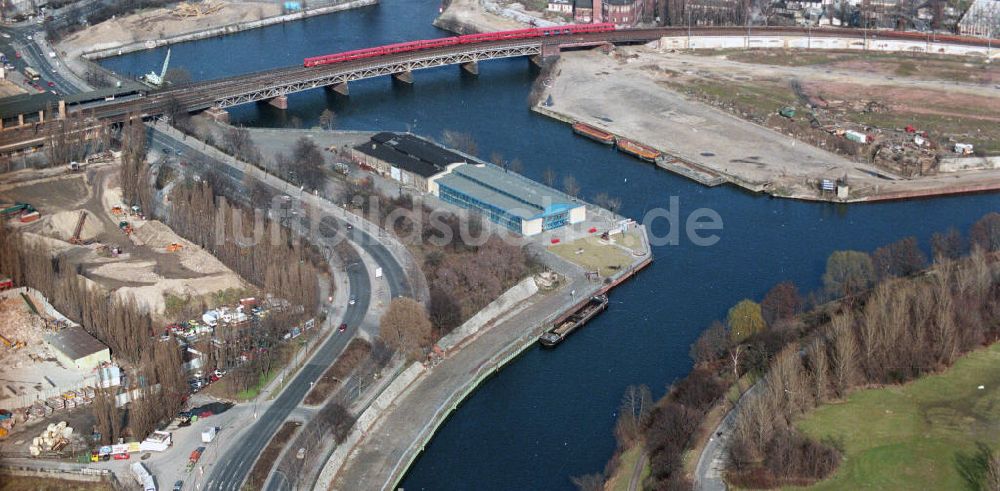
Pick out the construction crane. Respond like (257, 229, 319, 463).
(68, 211, 87, 245)
(143, 48, 171, 87)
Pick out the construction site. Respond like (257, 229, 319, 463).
(0, 160, 249, 319)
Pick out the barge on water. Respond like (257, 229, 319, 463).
(572, 122, 616, 145)
(539, 294, 609, 348)
(616, 138, 661, 162)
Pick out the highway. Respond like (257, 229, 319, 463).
(148, 126, 411, 490)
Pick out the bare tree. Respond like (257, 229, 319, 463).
(615, 384, 652, 446)
(542, 167, 557, 187)
(379, 298, 434, 361)
(441, 130, 478, 155)
(829, 313, 858, 397)
(562, 175, 581, 198)
(318, 108, 337, 130)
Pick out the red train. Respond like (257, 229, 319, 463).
(303, 23, 616, 67)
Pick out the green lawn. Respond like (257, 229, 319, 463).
(792, 343, 1000, 491)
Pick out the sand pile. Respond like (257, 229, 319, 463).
(39, 210, 103, 242)
(87, 260, 159, 285)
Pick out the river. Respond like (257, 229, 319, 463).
(100, 2, 1000, 489)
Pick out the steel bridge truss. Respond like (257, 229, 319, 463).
(214, 42, 543, 108)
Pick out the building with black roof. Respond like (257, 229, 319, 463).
(352, 132, 468, 192)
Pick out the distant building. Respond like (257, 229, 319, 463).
(958, 0, 1000, 37)
(575, 0, 595, 22)
(44, 327, 111, 370)
(603, 0, 644, 25)
(430, 163, 586, 236)
(351, 132, 467, 193)
(548, 0, 575, 14)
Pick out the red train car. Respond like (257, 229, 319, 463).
(303, 23, 616, 68)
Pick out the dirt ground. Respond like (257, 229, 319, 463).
(712, 49, 999, 86)
(0, 165, 248, 321)
(0, 473, 112, 491)
(60, 0, 281, 52)
(434, 0, 525, 33)
(538, 47, 1000, 201)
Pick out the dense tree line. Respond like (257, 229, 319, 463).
(602, 212, 1000, 490)
(339, 179, 533, 337)
(0, 225, 185, 444)
(164, 181, 322, 312)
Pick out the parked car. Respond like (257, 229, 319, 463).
(339, 323, 347, 332)
(173, 481, 184, 491)
(47, 81, 54, 87)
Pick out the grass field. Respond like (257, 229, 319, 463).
(548, 235, 635, 277)
(792, 342, 1000, 491)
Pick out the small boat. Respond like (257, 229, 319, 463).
(616, 138, 660, 162)
(572, 122, 615, 145)
(539, 294, 609, 347)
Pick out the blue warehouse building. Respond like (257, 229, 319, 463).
(430, 163, 586, 236)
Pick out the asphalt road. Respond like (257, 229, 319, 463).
(148, 127, 410, 490)
(0, 24, 81, 95)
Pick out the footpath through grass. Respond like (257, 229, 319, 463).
(792, 342, 1000, 491)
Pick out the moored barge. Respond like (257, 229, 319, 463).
(539, 294, 609, 347)
(616, 138, 661, 162)
(572, 122, 616, 145)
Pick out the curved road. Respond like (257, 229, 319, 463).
(148, 127, 411, 490)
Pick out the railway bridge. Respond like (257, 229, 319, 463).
(1, 26, 997, 155)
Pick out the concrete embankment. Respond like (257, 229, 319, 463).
(318, 225, 653, 491)
(80, 0, 378, 60)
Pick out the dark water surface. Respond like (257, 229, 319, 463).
(101, 4, 1000, 489)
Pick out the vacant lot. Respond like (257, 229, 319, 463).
(795, 342, 1000, 491)
(711, 49, 999, 85)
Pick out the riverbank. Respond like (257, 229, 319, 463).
(60, 0, 377, 61)
(433, 0, 530, 34)
(534, 48, 1000, 203)
(318, 224, 652, 490)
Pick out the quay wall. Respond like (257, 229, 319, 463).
(80, 0, 378, 61)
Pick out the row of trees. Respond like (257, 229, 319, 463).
(0, 225, 186, 444)
(601, 212, 1000, 490)
(165, 181, 323, 310)
(729, 244, 998, 486)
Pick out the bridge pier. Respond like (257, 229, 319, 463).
(392, 71, 414, 84)
(268, 95, 288, 110)
(327, 82, 349, 96)
(460, 61, 479, 76)
(204, 106, 230, 124)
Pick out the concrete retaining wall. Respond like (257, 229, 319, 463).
(81, 0, 378, 60)
(314, 362, 424, 489)
(436, 276, 539, 352)
(656, 35, 999, 58)
(939, 156, 1000, 172)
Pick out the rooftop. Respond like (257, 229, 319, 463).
(44, 326, 109, 362)
(0, 92, 60, 118)
(436, 163, 581, 220)
(357, 132, 469, 178)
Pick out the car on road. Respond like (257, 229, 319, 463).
(14, 51, 20, 58)
(0, 33, 10, 39)
(345, 223, 353, 230)
(173, 481, 184, 491)
(348, 295, 356, 306)
(47, 81, 54, 87)
(339, 323, 347, 332)
(25, 35, 31, 40)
